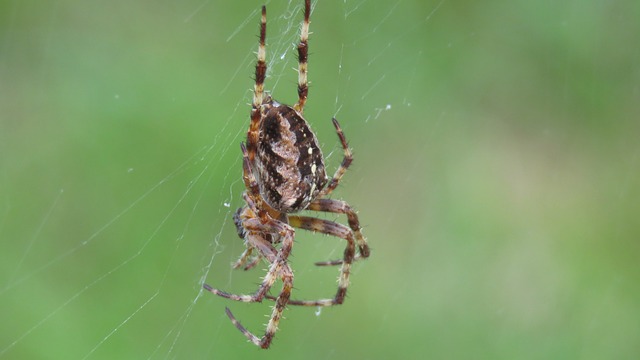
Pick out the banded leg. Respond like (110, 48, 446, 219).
(231, 207, 264, 271)
(203, 232, 281, 303)
(224, 223, 296, 349)
(319, 118, 353, 197)
(231, 246, 254, 269)
(281, 216, 356, 306)
(240, 143, 268, 221)
(247, 5, 267, 162)
(294, 0, 311, 113)
(242, 253, 262, 271)
(308, 198, 370, 264)
(231, 244, 264, 271)
(225, 264, 293, 349)
(203, 205, 293, 303)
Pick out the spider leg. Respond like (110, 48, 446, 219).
(240, 143, 271, 222)
(204, 197, 296, 349)
(204, 216, 292, 301)
(294, 0, 311, 113)
(203, 236, 279, 303)
(319, 118, 353, 197)
(280, 215, 356, 307)
(242, 255, 263, 271)
(222, 223, 296, 349)
(246, 5, 267, 163)
(231, 246, 254, 269)
(231, 245, 265, 271)
(224, 263, 293, 349)
(307, 198, 370, 264)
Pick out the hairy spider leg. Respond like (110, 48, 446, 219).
(211, 212, 295, 348)
(232, 246, 254, 269)
(240, 143, 266, 218)
(263, 216, 355, 307)
(294, 0, 311, 113)
(204, 0, 370, 348)
(308, 198, 370, 263)
(203, 208, 295, 349)
(319, 118, 354, 197)
(225, 262, 294, 349)
(205, 142, 298, 349)
(247, 5, 267, 163)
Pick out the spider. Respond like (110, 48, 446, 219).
(203, 0, 370, 349)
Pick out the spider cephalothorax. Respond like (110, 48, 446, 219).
(204, 0, 370, 349)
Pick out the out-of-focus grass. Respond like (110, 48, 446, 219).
(1, 1, 639, 359)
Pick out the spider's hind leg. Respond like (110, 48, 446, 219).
(204, 222, 285, 303)
(204, 251, 279, 303)
(283, 215, 357, 306)
(213, 218, 296, 349)
(307, 198, 370, 262)
(223, 262, 294, 349)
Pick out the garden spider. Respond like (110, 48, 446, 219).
(203, 0, 370, 349)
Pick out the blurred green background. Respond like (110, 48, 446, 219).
(2, 0, 639, 359)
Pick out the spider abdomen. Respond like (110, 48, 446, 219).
(255, 102, 327, 212)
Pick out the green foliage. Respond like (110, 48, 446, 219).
(1, 0, 639, 359)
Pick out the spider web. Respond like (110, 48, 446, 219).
(3, 0, 640, 359)
(0, 1, 418, 358)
